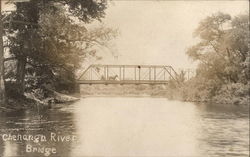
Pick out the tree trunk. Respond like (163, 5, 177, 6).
(0, 75, 5, 105)
(0, 1, 6, 105)
(16, 56, 27, 95)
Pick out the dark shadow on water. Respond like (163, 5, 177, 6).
(195, 102, 249, 118)
(194, 102, 249, 157)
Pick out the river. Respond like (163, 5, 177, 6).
(0, 96, 249, 157)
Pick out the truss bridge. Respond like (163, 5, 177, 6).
(77, 64, 180, 84)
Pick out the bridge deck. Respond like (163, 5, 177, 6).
(77, 80, 169, 84)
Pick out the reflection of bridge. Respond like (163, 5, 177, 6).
(77, 64, 180, 84)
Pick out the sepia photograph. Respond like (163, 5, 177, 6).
(0, 0, 249, 157)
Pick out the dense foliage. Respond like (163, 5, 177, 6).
(3, 0, 116, 101)
(182, 12, 249, 105)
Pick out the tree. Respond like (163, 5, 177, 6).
(0, 0, 6, 105)
(25, 5, 116, 94)
(185, 12, 249, 102)
(187, 12, 249, 83)
(4, 0, 114, 96)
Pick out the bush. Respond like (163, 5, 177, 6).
(213, 82, 249, 105)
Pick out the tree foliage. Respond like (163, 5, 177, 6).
(4, 0, 116, 98)
(185, 12, 249, 105)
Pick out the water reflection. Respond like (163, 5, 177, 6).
(3, 141, 18, 157)
(0, 97, 249, 157)
(71, 98, 202, 156)
(197, 103, 249, 157)
(0, 106, 77, 157)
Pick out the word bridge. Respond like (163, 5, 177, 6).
(77, 64, 180, 84)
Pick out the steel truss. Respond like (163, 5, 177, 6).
(77, 64, 180, 84)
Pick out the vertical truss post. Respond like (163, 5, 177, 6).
(154, 66, 156, 81)
(139, 67, 141, 81)
(134, 67, 136, 80)
(123, 65, 125, 80)
(119, 66, 122, 80)
(107, 65, 109, 80)
(149, 67, 151, 80)
(90, 66, 92, 80)
(104, 66, 106, 80)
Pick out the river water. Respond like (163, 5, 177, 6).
(0, 96, 249, 157)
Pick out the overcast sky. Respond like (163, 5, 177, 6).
(2, 0, 249, 69)
(96, 0, 249, 69)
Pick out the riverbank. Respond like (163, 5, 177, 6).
(176, 81, 250, 106)
(80, 84, 174, 98)
(0, 90, 79, 113)
(1, 82, 248, 113)
(80, 84, 249, 106)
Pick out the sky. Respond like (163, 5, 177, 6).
(2, 0, 249, 69)
(95, 0, 249, 69)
